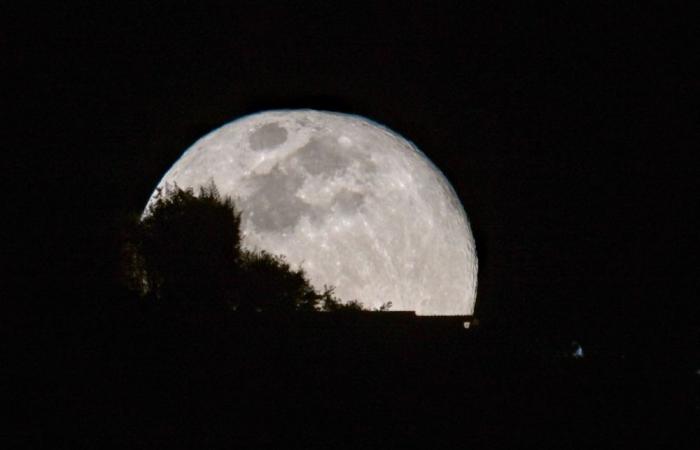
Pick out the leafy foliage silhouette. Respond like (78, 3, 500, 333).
(237, 250, 322, 312)
(124, 182, 240, 310)
(123, 182, 365, 313)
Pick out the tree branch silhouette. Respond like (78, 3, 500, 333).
(123, 182, 367, 313)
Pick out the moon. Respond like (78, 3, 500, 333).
(145, 110, 477, 315)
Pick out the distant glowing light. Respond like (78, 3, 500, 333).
(572, 341, 584, 359)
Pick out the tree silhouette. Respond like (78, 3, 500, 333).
(236, 250, 321, 312)
(124, 182, 241, 310)
(123, 182, 366, 313)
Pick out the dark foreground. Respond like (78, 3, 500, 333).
(10, 307, 698, 449)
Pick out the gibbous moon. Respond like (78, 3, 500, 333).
(146, 110, 477, 315)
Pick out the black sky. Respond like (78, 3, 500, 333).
(6, 3, 698, 349)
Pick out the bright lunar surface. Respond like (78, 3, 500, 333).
(145, 110, 477, 315)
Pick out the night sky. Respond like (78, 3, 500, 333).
(7, 4, 698, 351)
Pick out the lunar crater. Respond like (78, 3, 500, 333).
(332, 189, 365, 213)
(292, 137, 352, 176)
(241, 165, 314, 232)
(248, 122, 288, 150)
